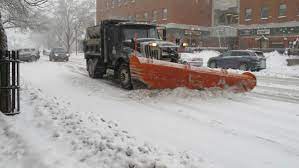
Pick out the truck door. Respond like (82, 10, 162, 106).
(107, 26, 121, 64)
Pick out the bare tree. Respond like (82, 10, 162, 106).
(52, 0, 95, 53)
(0, 0, 48, 50)
(1, 0, 48, 113)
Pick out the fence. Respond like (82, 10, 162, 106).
(0, 50, 20, 115)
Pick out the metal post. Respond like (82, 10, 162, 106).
(189, 32, 192, 46)
(11, 51, 16, 112)
(76, 28, 78, 56)
(218, 30, 222, 48)
(0, 51, 11, 113)
(0, 50, 20, 115)
(17, 51, 20, 112)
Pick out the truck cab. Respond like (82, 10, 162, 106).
(83, 20, 179, 89)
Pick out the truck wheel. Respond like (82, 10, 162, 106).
(87, 59, 103, 79)
(119, 63, 133, 90)
(209, 61, 217, 68)
(88, 59, 96, 78)
(239, 63, 248, 71)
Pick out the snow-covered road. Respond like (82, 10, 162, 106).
(1, 54, 299, 168)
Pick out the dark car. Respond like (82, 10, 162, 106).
(207, 50, 267, 71)
(18, 48, 40, 62)
(49, 48, 69, 62)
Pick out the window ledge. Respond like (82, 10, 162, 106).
(278, 15, 286, 18)
(261, 17, 269, 20)
(245, 19, 252, 21)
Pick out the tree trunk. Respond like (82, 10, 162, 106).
(0, 12, 10, 113)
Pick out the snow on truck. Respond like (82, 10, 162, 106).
(83, 20, 256, 92)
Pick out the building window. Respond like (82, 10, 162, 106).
(245, 8, 252, 20)
(135, 14, 140, 21)
(279, 3, 287, 17)
(297, 7, 299, 16)
(128, 16, 133, 21)
(162, 8, 168, 20)
(144, 12, 149, 21)
(106, 0, 109, 9)
(261, 6, 269, 19)
(112, 0, 116, 8)
(152, 10, 158, 22)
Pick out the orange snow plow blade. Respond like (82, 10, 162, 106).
(130, 55, 256, 92)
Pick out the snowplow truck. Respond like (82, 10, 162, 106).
(84, 20, 256, 92)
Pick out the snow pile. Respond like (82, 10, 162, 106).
(255, 51, 299, 78)
(0, 82, 210, 168)
(179, 50, 220, 67)
(179, 53, 203, 62)
(128, 87, 239, 103)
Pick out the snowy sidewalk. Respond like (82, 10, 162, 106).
(0, 81, 209, 168)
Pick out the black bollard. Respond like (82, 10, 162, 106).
(0, 50, 11, 113)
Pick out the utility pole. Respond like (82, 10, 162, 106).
(75, 27, 78, 56)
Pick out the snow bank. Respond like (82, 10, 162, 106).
(0, 82, 210, 168)
(181, 50, 220, 67)
(255, 51, 299, 78)
(127, 87, 240, 103)
(179, 53, 201, 63)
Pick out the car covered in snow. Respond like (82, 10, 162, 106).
(207, 50, 266, 71)
(179, 52, 203, 67)
(18, 48, 40, 62)
(49, 48, 70, 62)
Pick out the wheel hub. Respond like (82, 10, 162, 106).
(120, 69, 129, 83)
(240, 64, 247, 71)
(210, 62, 216, 68)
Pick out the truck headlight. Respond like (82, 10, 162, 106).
(55, 54, 58, 56)
(182, 43, 189, 47)
(66, 53, 70, 56)
(150, 42, 158, 47)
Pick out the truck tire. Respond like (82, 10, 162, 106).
(118, 63, 133, 90)
(209, 61, 217, 68)
(87, 59, 103, 79)
(239, 63, 248, 71)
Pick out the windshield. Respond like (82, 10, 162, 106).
(255, 51, 264, 57)
(20, 49, 31, 52)
(53, 48, 66, 53)
(123, 27, 158, 40)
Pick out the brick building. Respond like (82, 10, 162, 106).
(96, 0, 214, 46)
(95, 0, 299, 49)
(238, 0, 299, 49)
(96, 0, 213, 26)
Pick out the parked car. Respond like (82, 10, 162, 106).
(18, 48, 40, 62)
(207, 50, 266, 71)
(284, 48, 299, 56)
(49, 48, 70, 62)
(179, 52, 203, 67)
